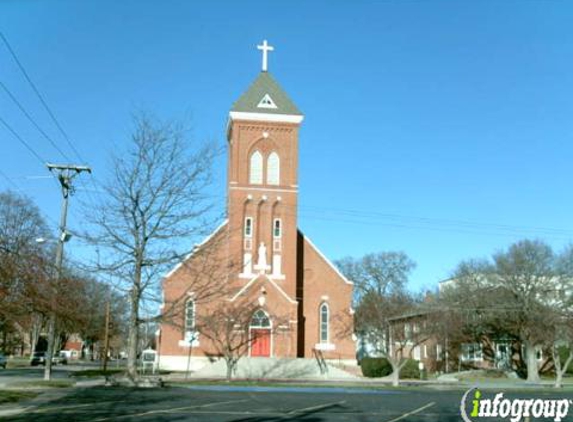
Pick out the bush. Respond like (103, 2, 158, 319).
(360, 357, 421, 379)
(399, 359, 421, 379)
(360, 357, 392, 378)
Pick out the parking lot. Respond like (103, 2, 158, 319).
(3, 384, 572, 422)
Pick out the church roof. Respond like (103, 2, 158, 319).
(231, 72, 302, 116)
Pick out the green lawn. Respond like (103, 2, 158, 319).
(0, 390, 38, 404)
(9, 380, 74, 389)
(6, 357, 32, 369)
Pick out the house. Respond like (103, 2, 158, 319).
(157, 41, 355, 372)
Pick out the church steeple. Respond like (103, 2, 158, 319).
(231, 72, 302, 117)
(226, 40, 303, 300)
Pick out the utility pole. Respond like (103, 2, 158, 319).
(44, 163, 91, 381)
(102, 297, 111, 372)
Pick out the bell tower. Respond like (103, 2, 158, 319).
(227, 40, 304, 300)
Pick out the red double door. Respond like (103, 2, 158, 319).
(251, 329, 271, 357)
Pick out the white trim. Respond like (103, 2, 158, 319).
(163, 220, 228, 279)
(314, 343, 335, 351)
(229, 111, 304, 124)
(229, 186, 297, 193)
(303, 235, 354, 285)
(230, 274, 297, 305)
(257, 94, 278, 109)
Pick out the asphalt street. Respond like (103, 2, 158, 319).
(3, 385, 572, 422)
(0, 362, 110, 387)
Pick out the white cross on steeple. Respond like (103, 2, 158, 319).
(257, 40, 274, 72)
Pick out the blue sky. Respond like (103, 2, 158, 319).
(1, 1, 573, 291)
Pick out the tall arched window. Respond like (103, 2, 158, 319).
(185, 299, 195, 333)
(319, 303, 329, 343)
(249, 151, 263, 184)
(266, 152, 280, 185)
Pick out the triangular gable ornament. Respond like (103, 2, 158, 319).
(257, 94, 278, 109)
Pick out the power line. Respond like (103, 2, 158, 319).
(0, 114, 47, 165)
(0, 80, 72, 161)
(0, 32, 83, 162)
(0, 31, 102, 209)
(0, 168, 21, 191)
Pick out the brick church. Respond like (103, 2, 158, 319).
(158, 41, 355, 371)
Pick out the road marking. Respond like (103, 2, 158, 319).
(90, 399, 250, 421)
(287, 400, 346, 415)
(384, 401, 436, 422)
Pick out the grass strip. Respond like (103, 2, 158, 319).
(0, 390, 38, 404)
(9, 380, 74, 389)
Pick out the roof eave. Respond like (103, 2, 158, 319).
(229, 111, 304, 124)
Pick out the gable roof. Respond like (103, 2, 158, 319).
(162, 220, 228, 280)
(300, 231, 354, 286)
(230, 273, 298, 305)
(231, 72, 302, 116)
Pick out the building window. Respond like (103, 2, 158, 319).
(250, 151, 263, 184)
(319, 303, 329, 343)
(404, 323, 412, 340)
(244, 217, 253, 237)
(436, 344, 443, 361)
(266, 152, 280, 185)
(461, 343, 483, 362)
(185, 299, 195, 333)
(251, 309, 271, 328)
(273, 219, 281, 238)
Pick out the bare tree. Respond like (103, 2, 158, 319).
(0, 191, 51, 354)
(86, 113, 217, 378)
(337, 252, 415, 301)
(550, 320, 573, 389)
(549, 244, 573, 388)
(338, 251, 420, 386)
(355, 290, 433, 386)
(196, 300, 286, 381)
(441, 240, 572, 383)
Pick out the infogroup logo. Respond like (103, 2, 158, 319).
(460, 388, 572, 422)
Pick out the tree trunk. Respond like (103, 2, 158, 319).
(389, 359, 401, 387)
(126, 287, 140, 379)
(226, 357, 234, 381)
(553, 346, 573, 389)
(525, 341, 540, 383)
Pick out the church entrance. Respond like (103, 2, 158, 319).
(250, 309, 271, 357)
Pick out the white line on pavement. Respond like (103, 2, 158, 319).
(287, 400, 347, 415)
(384, 401, 436, 422)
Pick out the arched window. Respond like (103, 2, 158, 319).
(266, 152, 280, 185)
(185, 299, 195, 332)
(249, 151, 263, 184)
(319, 303, 329, 343)
(250, 309, 271, 328)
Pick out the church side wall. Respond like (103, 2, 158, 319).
(299, 235, 356, 361)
